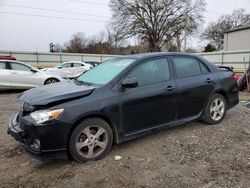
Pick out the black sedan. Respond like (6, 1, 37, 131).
(8, 53, 239, 162)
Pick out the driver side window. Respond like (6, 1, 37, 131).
(62, 63, 72, 68)
(11, 62, 31, 71)
(126, 58, 170, 87)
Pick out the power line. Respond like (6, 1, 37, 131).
(0, 11, 108, 23)
(0, 3, 109, 18)
(1, 3, 221, 21)
(68, 0, 107, 6)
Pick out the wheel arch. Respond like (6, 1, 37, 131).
(44, 77, 60, 85)
(69, 113, 119, 145)
(214, 89, 229, 106)
(201, 89, 229, 120)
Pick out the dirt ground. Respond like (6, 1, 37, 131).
(0, 91, 249, 188)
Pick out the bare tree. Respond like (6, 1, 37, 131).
(88, 31, 106, 44)
(64, 32, 87, 53)
(53, 43, 63, 52)
(84, 31, 113, 54)
(202, 9, 250, 50)
(106, 25, 125, 50)
(110, 0, 205, 52)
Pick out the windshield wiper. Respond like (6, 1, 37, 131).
(73, 79, 90, 86)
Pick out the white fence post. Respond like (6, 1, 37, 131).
(35, 52, 39, 67)
(221, 53, 224, 66)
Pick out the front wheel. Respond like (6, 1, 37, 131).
(69, 118, 113, 163)
(44, 78, 59, 85)
(202, 93, 227, 125)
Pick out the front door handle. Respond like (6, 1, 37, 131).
(206, 78, 214, 83)
(166, 85, 176, 91)
(11, 72, 18, 74)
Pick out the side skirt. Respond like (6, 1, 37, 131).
(119, 112, 202, 144)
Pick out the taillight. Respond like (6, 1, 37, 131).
(233, 73, 239, 81)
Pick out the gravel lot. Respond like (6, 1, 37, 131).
(0, 91, 249, 188)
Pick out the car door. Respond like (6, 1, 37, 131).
(118, 57, 177, 135)
(171, 56, 216, 119)
(72, 63, 87, 76)
(9, 62, 40, 88)
(0, 61, 11, 88)
(58, 63, 73, 76)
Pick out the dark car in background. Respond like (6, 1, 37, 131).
(85, 61, 100, 68)
(8, 52, 239, 162)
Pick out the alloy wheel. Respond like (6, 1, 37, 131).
(210, 98, 225, 121)
(46, 79, 58, 84)
(75, 126, 108, 158)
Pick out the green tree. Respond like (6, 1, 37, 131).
(203, 44, 216, 52)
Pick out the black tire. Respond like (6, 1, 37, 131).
(202, 93, 227, 125)
(44, 78, 59, 85)
(69, 118, 113, 163)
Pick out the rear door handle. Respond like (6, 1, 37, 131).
(166, 85, 176, 91)
(206, 78, 214, 83)
(11, 72, 18, 74)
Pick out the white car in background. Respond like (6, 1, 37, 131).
(43, 61, 92, 79)
(0, 60, 63, 90)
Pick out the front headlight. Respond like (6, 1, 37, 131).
(30, 109, 64, 125)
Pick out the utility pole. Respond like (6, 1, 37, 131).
(184, 17, 188, 52)
(183, 5, 189, 53)
(184, 28, 187, 52)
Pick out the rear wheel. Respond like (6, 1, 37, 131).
(44, 78, 59, 85)
(202, 93, 226, 125)
(69, 118, 113, 163)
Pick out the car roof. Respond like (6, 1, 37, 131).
(64, 61, 85, 63)
(0, 60, 35, 68)
(122, 52, 200, 61)
(0, 56, 16, 60)
(0, 59, 23, 63)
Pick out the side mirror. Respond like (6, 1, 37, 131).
(30, 68, 38, 73)
(58, 66, 62, 69)
(121, 78, 138, 89)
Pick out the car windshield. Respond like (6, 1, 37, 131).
(52, 64, 61, 68)
(76, 58, 136, 85)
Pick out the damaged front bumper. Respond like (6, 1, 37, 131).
(8, 112, 69, 160)
(8, 113, 25, 142)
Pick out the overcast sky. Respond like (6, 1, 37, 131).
(0, 0, 250, 52)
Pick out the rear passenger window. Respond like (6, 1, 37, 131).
(73, 63, 82, 67)
(0, 62, 6, 69)
(173, 57, 201, 78)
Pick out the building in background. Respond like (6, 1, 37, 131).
(224, 24, 250, 51)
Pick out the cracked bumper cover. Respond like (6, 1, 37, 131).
(7, 112, 70, 160)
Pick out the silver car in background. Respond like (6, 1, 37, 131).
(42, 61, 92, 79)
(0, 60, 63, 90)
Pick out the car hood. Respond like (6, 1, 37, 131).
(18, 81, 96, 106)
(45, 67, 56, 71)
